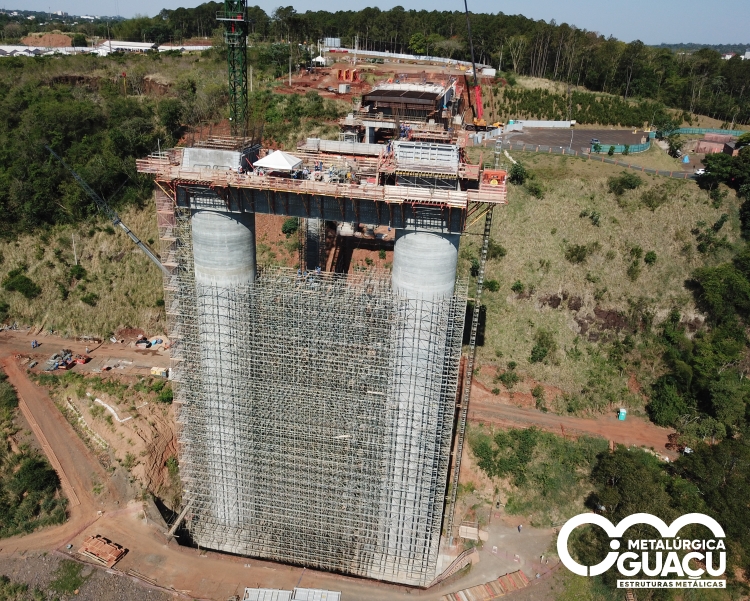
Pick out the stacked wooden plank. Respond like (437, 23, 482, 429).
(440, 570, 530, 601)
(78, 535, 126, 568)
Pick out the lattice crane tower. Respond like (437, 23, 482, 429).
(217, 0, 248, 136)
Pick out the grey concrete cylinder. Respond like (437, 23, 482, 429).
(192, 210, 256, 286)
(192, 210, 256, 528)
(391, 230, 459, 300)
(383, 229, 459, 578)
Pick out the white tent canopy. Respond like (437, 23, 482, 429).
(312, 55, 326, 64)
(253, 150, 303, 171)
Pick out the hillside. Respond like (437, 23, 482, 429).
(1, 47, 749, 599)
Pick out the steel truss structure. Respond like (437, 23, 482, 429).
(155, 196, 467, 586)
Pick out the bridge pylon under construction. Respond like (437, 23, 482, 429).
(137, 134, 507, 586)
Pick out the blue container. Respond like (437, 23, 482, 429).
(618, 408, 627, 421)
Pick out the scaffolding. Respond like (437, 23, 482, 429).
(163, 202, 467, 586)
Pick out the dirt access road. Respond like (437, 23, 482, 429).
(0, 329, 673, 599)
(0, 357, 120, 551)
(469, 381, 676, 458)
(0, 359, 543, 601)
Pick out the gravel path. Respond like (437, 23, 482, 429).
(0, 553, 173, 600)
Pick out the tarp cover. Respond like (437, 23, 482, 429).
(253, 150, 303, 171)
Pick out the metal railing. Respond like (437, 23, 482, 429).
(137, 160, 508, 207)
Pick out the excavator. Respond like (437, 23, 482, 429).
(462, 0, 502, 132)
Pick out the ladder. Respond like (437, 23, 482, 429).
(445, 206, 494, 540)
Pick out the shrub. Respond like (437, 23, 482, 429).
(470, 257, 480, 277)
(647, 378, 691, 427)
(378, 249, 386, 260)
(484, 279, 500, 292)
(81, 293, 99, 306)
(607, 145, 615, 156)
(627, 260, 641, 281)
(693, 215, 730, 254)
(155, 298, 165, 307)
(630, 245, 643, 260)
(364, 257, 374, 266)
(511, 280, 524, 293)
(531, 385, 547, 411)
(608, 172, 643, 196)
(525, 180, 545, 199)
(281, 217, 299, 238)
(622, 144, 630, 156)
(580, 208, 601, 226)
(565, 244, 589, 264)
(644, 251, 657, 265)
(2, 268, 41, 299)
(640, 184, 670, 211)
(508, 162, 528, 185)
(709, 187, 727, 209)
(157, 385, 174, 404)
(487, 239, 507, 259)
(103, 226, 115, 235)
(529, 329, 557, 363)
(498, 370, 521, 388)
(69, 264, 86, 280)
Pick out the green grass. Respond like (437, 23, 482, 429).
(460, 153, 737, 409)
(468, 424, 608, 526)
(49, 560, 89, 595)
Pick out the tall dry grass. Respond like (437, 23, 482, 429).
(0, 205, 164, 337)
(461, 156, 738, 399)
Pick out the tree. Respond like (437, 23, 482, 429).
(508, 162, 527, 184)
(648, 377, 691, 427)
(71, 33, 87, 47)
(434, 38, 463, 59)
(671, 438, 750, 574)
(666, 132, 683, 157)
(506, 36, 527, 73)
(708, 373, 749, 429)
(3, 23, 22, 40)
(408, 32, 427, 55)
(736, 133, 750, 151)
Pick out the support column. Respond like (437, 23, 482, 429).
(191, 210, 256, 528)
(383, 230, 459, 581)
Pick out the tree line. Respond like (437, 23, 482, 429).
(102, 4, 750, 126)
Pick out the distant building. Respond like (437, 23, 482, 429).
(721, 52, 736, 60)
(95, 40, 158, 56)
(744, 50, 750, 60)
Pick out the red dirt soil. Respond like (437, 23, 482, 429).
(469, 380, 677, 458)
(21, 33, 72, 47)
